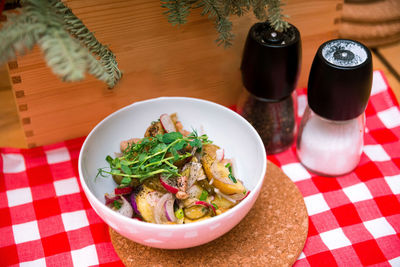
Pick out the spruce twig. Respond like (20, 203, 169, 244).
(50, 0, 121, 88)
(267, 0, 289, 32)
(0, 0, 122, 88)
(161, 0, 289, 47)
(161, 0, 191, 26)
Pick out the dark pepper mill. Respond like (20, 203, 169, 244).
(237, 22, 301, 154)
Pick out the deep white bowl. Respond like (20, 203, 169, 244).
(78, 97, 267, 249)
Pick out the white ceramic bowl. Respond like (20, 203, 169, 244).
(79, 97, 267, 249)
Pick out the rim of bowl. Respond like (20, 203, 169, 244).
(78, 96, 267, 230)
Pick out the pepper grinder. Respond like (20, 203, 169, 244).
(297, 39, 372, 176)
(237, 22, 301, 154)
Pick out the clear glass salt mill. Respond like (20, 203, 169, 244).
(297, 39, 373, 176)
(237, 22, 301, 154)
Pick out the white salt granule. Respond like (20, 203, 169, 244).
(322, 40, 367, 67)
(297, 110, 364, 176)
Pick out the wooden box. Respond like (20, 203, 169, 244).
(7, 0, 342, 147)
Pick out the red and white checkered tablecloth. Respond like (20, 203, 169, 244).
(0, 70, 399, 266)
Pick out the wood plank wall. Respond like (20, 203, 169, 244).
(7, 0, 341, 147)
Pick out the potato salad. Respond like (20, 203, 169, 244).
(97, 113, 249, 224)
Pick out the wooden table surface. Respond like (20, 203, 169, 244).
(1, 43, 399, 148)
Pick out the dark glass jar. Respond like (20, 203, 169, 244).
(237, 22, 301, 154)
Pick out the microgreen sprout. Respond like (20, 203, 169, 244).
(113, 200, 122, 210)
(199, 190, 208, 201)
(225, 163, 237, 183)
(97, 131, 211, 182)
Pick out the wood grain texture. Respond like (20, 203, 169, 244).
(8, 0, 341, 147)
(0, 68, 26, 148)
(377, 43, 400, 101)
(110, 161, 308, 267)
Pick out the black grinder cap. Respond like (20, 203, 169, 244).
(307, 39, 373, 121)
(240, 22, 301, 101)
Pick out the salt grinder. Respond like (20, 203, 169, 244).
(297, 39, 372, 176)
(238, 22, 301, 154)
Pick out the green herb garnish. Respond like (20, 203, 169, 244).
(175, 208, 184, 219)
(96, 130, 211, 182)
(212, 203, 218, 210)
(199, 190, 208, 201)
(120, 177, 131, 186)
(113, 200, 122, 210)
(225, 163, 237, 183)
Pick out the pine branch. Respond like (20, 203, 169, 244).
(251, 0, 268, 20)
(161, 0, 289, 46)
(196, 0, 234, 47)
(0, 0, 122, 88)
(267, 0, 289, 32)
(38, 28, 86, 82)
(0, 12, 37, 63)
(161, 0, 191, 26)
(223, 0, 250, 17)
(50, 0, 122, 88)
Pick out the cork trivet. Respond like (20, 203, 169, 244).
(109, 161, 308, 267)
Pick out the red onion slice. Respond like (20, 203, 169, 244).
(214, 188, 237, 203)
(154, 193, 173, 224)
(227, 190, 251, 201)
(160, 114, 177, 133)
(159, 176, 179, 194)
(195, 201, 216, 214)
(130, 192, 141, 216)
(164, 199, 177, 222)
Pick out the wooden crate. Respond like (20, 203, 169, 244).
(8, 0, 342, 147)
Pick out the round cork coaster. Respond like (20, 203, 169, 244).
(109, 161, 308, 266)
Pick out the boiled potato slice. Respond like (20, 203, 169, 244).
(201, 144, 245, 194)
(136, 185, 160, 223)
(212, 194, 235, 209)
(144, 121, 165, 137)
(184, 205, 208, 220)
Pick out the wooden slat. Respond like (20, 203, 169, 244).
(0, 65, 26, 147)
(9, 0, 341, 147)
(377, 43, 400, 101)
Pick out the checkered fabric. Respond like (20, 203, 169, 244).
(0, 71, 399, 266)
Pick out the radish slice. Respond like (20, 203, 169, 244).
(164, 199, 177, 222)
(114, 187, 132, 195)
(195, 201, 216, 214)
(160, 114, 177, 133)
(216, 149, 224, 161)
(159, 176, 179, 194)
(130, 192, 141, 216)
